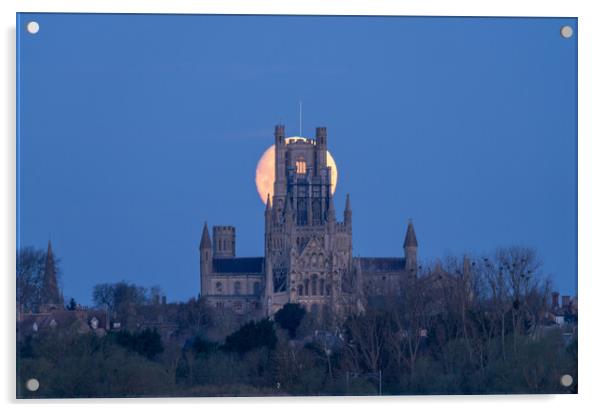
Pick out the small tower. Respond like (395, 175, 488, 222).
(40, 240, 63, 312)
(199, 222, 212, 296)
(213, 226, 236, 258)
(403, 219, 418, 274)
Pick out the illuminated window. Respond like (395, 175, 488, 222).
(296, 157, 307, 174)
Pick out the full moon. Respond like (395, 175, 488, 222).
(255, 137, 338, 204)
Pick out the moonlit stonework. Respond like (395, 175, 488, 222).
(255, 137, 338, 204)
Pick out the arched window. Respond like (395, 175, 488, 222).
(326, 283, 332, 296)
(311, 274, 318, 295)
(215, 282, 223, 294)
(298, 284, 304, 296)
(296, 157, 307, 174)
(319, 279, 325, 296)
(304, 279, 310, 295)
(234, 281, 241, 295)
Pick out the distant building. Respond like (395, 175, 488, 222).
(200, 125, 419, 317)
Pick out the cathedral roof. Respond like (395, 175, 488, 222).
(358, 257, 406, 272)
(212, 257, 264, 274)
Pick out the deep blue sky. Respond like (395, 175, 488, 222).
(17, 14, 577, 304)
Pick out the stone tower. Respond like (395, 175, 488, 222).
(213, 226, 235, 258)
(264, 125, 353, 316)
(40, 240, 63, 312)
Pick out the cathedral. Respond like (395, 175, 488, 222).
(199, 124, 418, 317)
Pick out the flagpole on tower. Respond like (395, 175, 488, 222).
(299, 100, 303, 137)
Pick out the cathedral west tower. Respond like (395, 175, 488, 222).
(264, 125, 353, 316)
(199, 123, 419, 319)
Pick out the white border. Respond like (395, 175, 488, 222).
(2, 1, 600, 411)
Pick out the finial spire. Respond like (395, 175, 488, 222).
(266, 193, 272, 210)
(200, 222, 211, 249)
(403, 219, 418, 248)
(345, 194, 351, 211)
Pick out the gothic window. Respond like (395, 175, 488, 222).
(304, 279, 309, 295)
(273, 268, 287, 293)
(312, 198, 321, 225)
(234, 281, 241, 295)
(215, 282, 223, 294)
(297, 198, 308, 226)
(326, 283, 332, 296)
(298, 284, 304, 296)
(296, 157, 307, 174)
(319, 278, 325, 296)
(311, 274, 318, 295)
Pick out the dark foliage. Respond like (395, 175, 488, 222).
(191, 335, 219, 355)
(223, 319, 277, 354)
(274, 303, 306, 338)
(113, 329, 164, 360)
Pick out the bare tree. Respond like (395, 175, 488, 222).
(17, 247, 60, 312)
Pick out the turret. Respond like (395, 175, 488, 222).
(403, 219, 418, 274)
(316, 127, 327, 169)
(327, 193, 336, 233)
(199, 222, 212, 295)
(344, 193, 352, 227)
(274, 124, 287, 207)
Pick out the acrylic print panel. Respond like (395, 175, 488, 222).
(16, 13, 577, 398)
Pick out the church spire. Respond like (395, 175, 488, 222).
(41, 240, 62, 307)
(200, 222, 211, 250)
(266, 193, 272, 211)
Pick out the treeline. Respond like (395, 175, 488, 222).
(16, 246, 577, 397)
